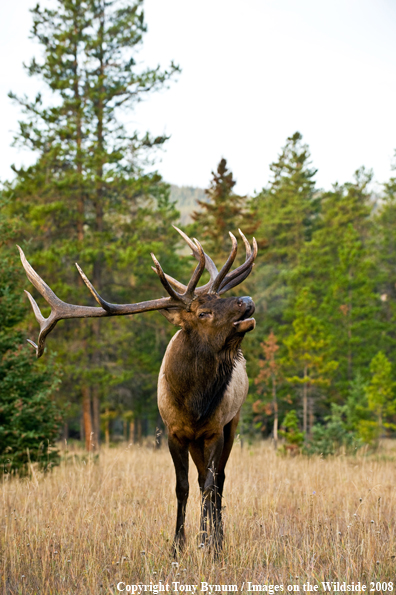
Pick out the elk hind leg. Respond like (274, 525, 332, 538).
(217, 413, 241, 495)
(168, 435, 189, 555)
(213, 414, 240, 550)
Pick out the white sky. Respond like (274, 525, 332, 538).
(1, 0, 396, 195)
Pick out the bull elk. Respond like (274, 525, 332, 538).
(18, 226, 257, 553)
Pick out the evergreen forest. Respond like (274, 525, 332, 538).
(1, 0, 396, 470)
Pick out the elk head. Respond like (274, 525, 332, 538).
(161, 293, 255, 351)
(18, 226, 257, 357)
(155, 228, 256, 352)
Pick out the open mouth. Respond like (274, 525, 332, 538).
(233, 317, 256, 333)
(233, 303, 256, 334)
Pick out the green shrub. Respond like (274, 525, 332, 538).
(279, 410, 304, 454)
(305, 404, 360, 456)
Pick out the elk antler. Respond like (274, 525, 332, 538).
(18, 234, 206, 357)
(19, 228, 257, 357)
(19, 248, 177, 358)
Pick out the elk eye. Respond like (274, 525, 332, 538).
(198, 311, 210, 318)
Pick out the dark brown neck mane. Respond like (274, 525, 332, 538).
(166, 330, 244, 423)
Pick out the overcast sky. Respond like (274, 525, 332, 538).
(1, 0, 396, 195)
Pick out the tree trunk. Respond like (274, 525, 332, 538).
(91, 12, 105, 446)
(93, 7, 105, 289)
(92, 386, 100, 450)
(308, 387, 314, 437)
(82, 386, 93, 451)
(72, 18, 84, 243)
(105, 408, 110, 447)
(62, 421, 68, 444)
(80, 415, 84, 445)
(272, 373, 278, 450)
(72, 31, 91, 455)
(129, 419, 135, 444)
(303, 365, 308, 437)
(347, 287, 353, 382)
(137, 418, 142, 445)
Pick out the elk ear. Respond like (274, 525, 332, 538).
(160, 308, 185, 327)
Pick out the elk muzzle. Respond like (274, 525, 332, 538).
(233, 296, 256, 334)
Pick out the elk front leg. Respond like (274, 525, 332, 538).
(168, 435, 189, 555)
(200, 433, 225, 552)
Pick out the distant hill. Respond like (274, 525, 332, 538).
(169, 184, 207, 225)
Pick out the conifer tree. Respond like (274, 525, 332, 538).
(283, 290, 338, 435)
(254, 331, 281, 448)
(295, 168, 381, 398)
(279, 410, 304, 453)
(366, 351, 395, 436)
(242, 133, 319, 430)
(0, 198, 62, 472)
(373, 156, 396, 364)
(254, 131, 318, 268)
(191, 158, 248, 260)
(250, 132, 318, 337)
(5, 0, 180, 447)
(345, 373, 371, 434)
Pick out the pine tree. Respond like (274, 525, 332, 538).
(191, 158, 248, 260)
(345, 373, 371, 434)
(254, 331, 281, 448)
(295, 168, 381, 399)
(0, 198, 62, 473)
(5, 0, 180, 448)
(373, 155, 396, 365)
(278, 410, 304, 453)
(366, 351, 395, 436)
(253, 131, 318, 268)
(249, 132, 318, 341)
(283, 290, 338, 435)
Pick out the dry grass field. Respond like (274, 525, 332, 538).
(2, 440, 396, 594)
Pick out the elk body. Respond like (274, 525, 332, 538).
(19, 227, 257, 553)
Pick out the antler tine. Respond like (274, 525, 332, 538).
(151, 253, 183, 302)
(173, 225, 218, 283)
(238, 229, 252, 258)
(18, 246, 109, 358)
(151, 267, 187, 293)
(185, 239, 206, 297)
(77, 262, 177, 314)
(23, 289, 59, 358)
(18, 245, 65, 358)
(76, 263, 113, 313)
(209, 232, 238, 294)
(151, 240, 205, 302)
(18, 246, 65, 311)
(154, 227, 217, 297)
(218, 264, 255, 295)
(218, 236, 257, 292)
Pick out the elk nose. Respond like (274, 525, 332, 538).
(237, 296, 255, 315)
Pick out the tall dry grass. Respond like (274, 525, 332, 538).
(1, 441, 396, 594)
